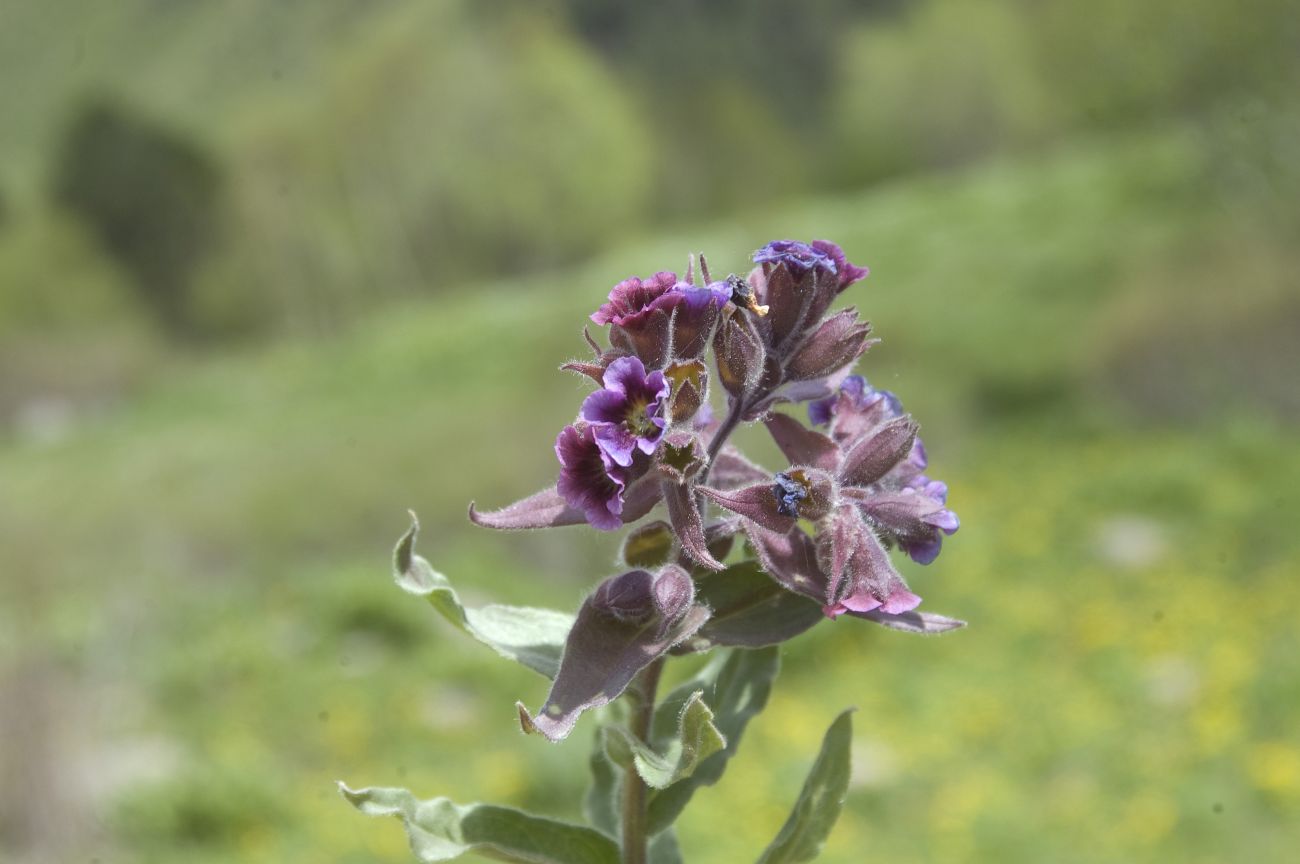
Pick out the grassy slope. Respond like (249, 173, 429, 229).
(2, 127, 1297, 862)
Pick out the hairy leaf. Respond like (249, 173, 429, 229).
(663, 480, 725, 571)
(339, 784, 619, 864)
(755, 710, 854, 863)
(678, 561, 824, 652)
(518, 571, 711, 742)
(583, 738, 621, 839)
(650, 829, 684, 864)
(604, 691, 726, 789)
(394, 514, 572, 679)
(763, 413, 841, 472)
(854, 608, 966, 634)
(646, 646, 780, 834)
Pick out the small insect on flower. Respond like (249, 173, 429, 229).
(773, 471, 809, 517)
(726, 273, 769, 317)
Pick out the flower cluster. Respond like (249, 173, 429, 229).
(472, 239, 960, 635)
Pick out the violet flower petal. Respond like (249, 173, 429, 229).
(555, 424, 628, 531)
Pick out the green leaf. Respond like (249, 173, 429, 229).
(339, 783, 619, 864)
(646, 646, 780, 834)
(604, 690, 726, 789)
(754, 710, 854, 864)
(583, 737, 621, 839)
(677, 561, 825, 652)
(649, 828, 684, 864)
(394, 513, 572, 678)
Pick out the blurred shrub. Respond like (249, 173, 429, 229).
(51, 97, 223, 337)
(2, 0, 1294, 344)
(560, 0, 870, 213)
(828, 0, 1050, 185)
(0, 208, 163, 422)
(826, 0, 1297, 185)
(113, 770, 281, 850)
(0, 208, 138, 335)
(1022, 0, 1297, 129)
(217, 3, 654, 332)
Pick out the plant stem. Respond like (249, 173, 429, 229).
(701, 394, 748, 483)
(621, 658, 664, 864)
(622, 391, 749, 862)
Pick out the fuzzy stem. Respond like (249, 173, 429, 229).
(702, 394, 748, 482)
(622, 390, 749, 861)
(621, 659, 664, 864)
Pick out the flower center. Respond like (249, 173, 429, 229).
(625, 397, 661, 438)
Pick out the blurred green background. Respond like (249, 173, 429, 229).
(1, 1, 1297, 862)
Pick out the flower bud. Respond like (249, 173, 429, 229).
(621, 520, 676, 569)
(712, 310, 766, 398)
(839, 416, 918, 488)
(651, 564, 696, 627)
(752, 240, 845, 351)
(663, 359, 708, 424)
(591, 569, 657, 623)
(786, 309, 874, 382)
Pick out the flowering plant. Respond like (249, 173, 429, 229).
(341, 240, 963, 863)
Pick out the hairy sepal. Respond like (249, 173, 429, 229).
(518, 567, 710, 742)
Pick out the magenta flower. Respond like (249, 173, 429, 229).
(591, 273, 729, 364)
(555, 423, 629, 531)
(580, 356, 670, 468)
(590, 271, 682, 328)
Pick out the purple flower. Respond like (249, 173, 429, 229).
(588, 272, 729, 331)
(801, 375, 959, 565)
(555, 423, 629, 531)
(580, 356, 670, 467)
(895, 476, 960, 564)
(590, 272, 681, 328)
(753, 240, 837, 277)
(753, 240, 869, 293)
(808, 375, 901, 428)
(591, 274, 729, 364)
(809, 240, 870, 291)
